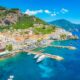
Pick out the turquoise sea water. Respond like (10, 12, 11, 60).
(0, 30, 80, 80)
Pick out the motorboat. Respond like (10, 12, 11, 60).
(37, 55, 46, 63)
(34, 54, 40, 59)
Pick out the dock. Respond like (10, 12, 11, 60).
(0, 49, 64, 61)
(49, 45, 76, 50)
(24, 50, 64, 61)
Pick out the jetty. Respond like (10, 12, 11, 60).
(24, 50, 64, 61)
(0, 49, 63, 62)
(49, 45, 76, 50)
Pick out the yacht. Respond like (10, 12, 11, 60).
(37, 55, 46, 63)
(34, 54, 40, 59)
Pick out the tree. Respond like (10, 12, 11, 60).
(6, 44, 13, 51)
(52, 26, 56, 32)
(60, 34, 67, 40)
(8, 8, 19, 13)
(0, 6, 6, 10)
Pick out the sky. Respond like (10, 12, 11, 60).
(0, 0, 80, 24)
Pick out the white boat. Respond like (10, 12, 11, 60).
(27, 52, 31, 55)
(7, 75, 14, 80)
(34, 54, 40, 59)
(7, 79, 13, 80)
(37, 55, 46, 63)
(9, 75, 14, 79)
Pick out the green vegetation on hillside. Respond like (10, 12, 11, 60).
(6, 44, 13, 51)
(34, 26, 56, 34)
(60, 34, 67, 40)
(13, 14, 46, 29)
(7, 8, 20, 13)
(0, 6, 57, 34)
(0, 6, 6, 10)
(13, 15, 34, 29)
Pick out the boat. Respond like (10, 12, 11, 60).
(37, 55, 46, 63)
(34, 54, 40, 59)
(9, 75, 14, 79)
(27, 52, 32, 55)
(7, 75, 14, 80)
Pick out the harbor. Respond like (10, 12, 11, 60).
(0, 49, 64, 62)
(24, 50, 64, 62)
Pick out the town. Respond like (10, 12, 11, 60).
(0, 6, 78, 63)
(0, 27, 78, 62)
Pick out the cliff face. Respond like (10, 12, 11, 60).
(0, 8, 22, 27)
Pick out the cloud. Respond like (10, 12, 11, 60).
(25, 9, 43, 15)
(51, 8, 69, 17)
(51, 11, 57, 16)
(50, 10, 58, 16)
(60, 8, 69, 14)
(25, 9, 51, 15)
(25, 8, 69, 16)
(44, 10, 51, 14)
(51, 13, 57, 16)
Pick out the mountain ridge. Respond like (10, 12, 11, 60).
(49, 19, 80, 31)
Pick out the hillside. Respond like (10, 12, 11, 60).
(0, 6, 57, 34)
(49, 19, 80, 31)
(0, 6, 47, 29)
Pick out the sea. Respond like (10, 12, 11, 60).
(0, 28, 80, 80)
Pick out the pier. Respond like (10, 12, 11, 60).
(0, 49, 64, 61)
(24, 50, 64, 61)
(49, 45, 76, 50)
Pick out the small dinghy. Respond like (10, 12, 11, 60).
(27, 52, 32, 55)
(7, 75, 14, 80)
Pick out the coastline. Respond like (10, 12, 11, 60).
(0, 28, 78, 62)
(0, 35, 78, 62)
(0, 39, 76, 61)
